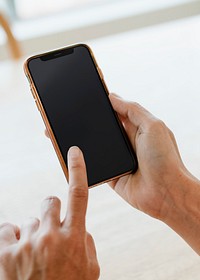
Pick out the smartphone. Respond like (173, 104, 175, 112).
(24, 44, 137, 187)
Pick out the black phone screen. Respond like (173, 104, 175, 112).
(28, 44, 137, 186)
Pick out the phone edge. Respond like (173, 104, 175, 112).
(23, 43, 136, 189)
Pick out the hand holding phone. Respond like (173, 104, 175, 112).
(24, 44, 137, 187)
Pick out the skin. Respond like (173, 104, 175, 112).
(108, 94, 200, 254)
(0, 147, 100, 279)
(0, 94, 200, 279)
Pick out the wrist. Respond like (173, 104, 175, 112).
(159, 168, 200, 254)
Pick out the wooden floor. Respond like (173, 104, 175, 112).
(0, 16, 200, 279)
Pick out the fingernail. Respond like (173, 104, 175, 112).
(68, 146, 80, 159)
(44, 196, 58, 205)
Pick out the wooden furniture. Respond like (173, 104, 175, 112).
(0, 13, 21, 59)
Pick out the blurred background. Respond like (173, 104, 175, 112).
(1, 0, 200, 59)
(1, 0, 200, 279)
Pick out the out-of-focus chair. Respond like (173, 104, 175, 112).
(0, 12, 22, 60)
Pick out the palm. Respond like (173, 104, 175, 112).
(108, 122, 183, 219)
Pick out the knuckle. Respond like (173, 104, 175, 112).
(40, 233, 52, 245)
(69, 159, 84, 170)
(69, 185, 88, 199)
(90, 263, 100, 280)
(37, 231, 55, 250)
(148, 118, 167, 132)
(168, 128, 175, 139)
(86, 232, 96, 248)
(130, 101, 146, 113)
(67, 236, 85, 254)
(86, 232, 93, 241)
(0, 249, 12, 262)
(131, 101, 141, 108)
(129, 102, 149, 119)
(14, 241, 32, 261)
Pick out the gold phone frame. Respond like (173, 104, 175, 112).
(24, 43, 134, 188)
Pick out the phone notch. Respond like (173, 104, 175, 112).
(40, 47, 74, 61)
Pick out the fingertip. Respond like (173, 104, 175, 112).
(109, 93, 122, 105)
(40, 196, 61, 228)
(43, 195, 61, 205)
(109, 93, 124, 104)
(44, 129, 49, 138)
(109, 94, 129, 118)
(0, 223, 21, 241)
(109, 92, 122, 99)
(41, 196, 61, 213)
(68, 146, 81, 160)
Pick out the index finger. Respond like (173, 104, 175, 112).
(109, 94, 157, 129)
(63, 146, 88, 231)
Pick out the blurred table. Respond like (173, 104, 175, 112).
(0, 15, 200, 279)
